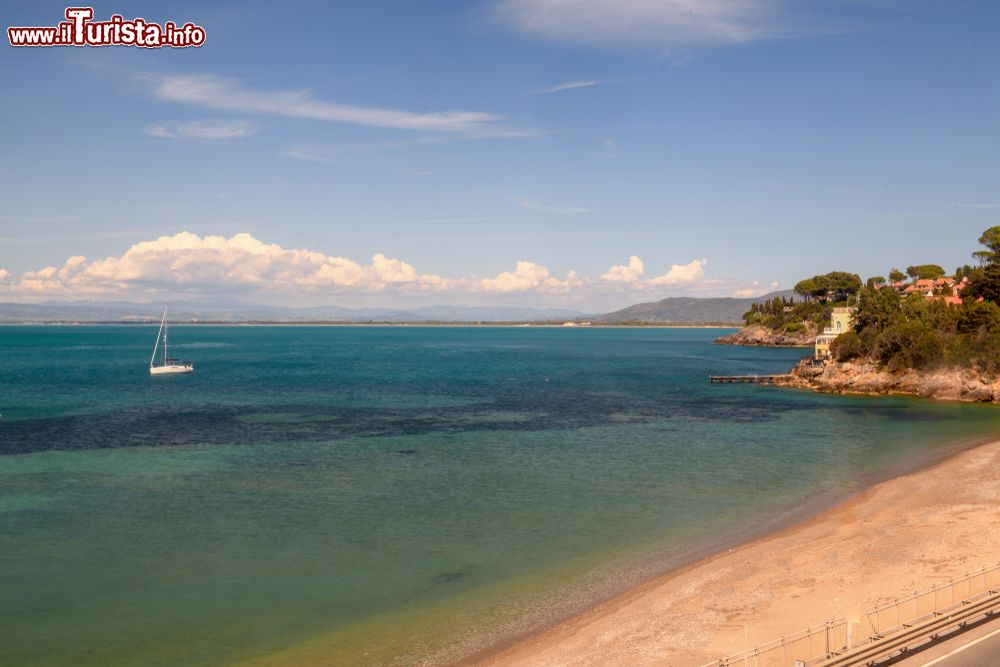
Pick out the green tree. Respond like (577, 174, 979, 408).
(793, 277, 820, 300)
(831, 330, 863, 361)
(955, 265, 980, 281)
(966, 263, 1000, 304)
(977, 226, 1000, 264)
(866, 276, 887, 289)
(854, 285, 902, 332)
(794, 271, 862, 301)
(957, 301, 1000, 335)
(905, 264, 945, 280)
(889, 268, 907, 283)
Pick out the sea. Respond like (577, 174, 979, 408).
(2, 325, 998, 666)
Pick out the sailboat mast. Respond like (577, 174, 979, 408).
(151, 307, 166, 368)
(163, 306, 169, 364)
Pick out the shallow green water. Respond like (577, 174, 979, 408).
(1, 326, 997, 665)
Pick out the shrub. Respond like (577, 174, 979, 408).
(831, 330, 863, 361)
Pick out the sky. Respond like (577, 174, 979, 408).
(1, 0, 999, 310)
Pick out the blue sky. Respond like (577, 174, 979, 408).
(2, 0, 999, 309)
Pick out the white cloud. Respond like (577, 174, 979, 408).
(515, 197, 590, 214)
(144, 119, 261, 141)
(4, 232, 442, 296)
(533, 79, 607, 94)
(496, 0, 812, 48)
(477, 262, 583, 293)
(601, 256, 644, 283)
(647, 258, 707, 285)
(732, 281, 781, 298)
(150, 74, 503, 134)
(0, 232, 739, 303)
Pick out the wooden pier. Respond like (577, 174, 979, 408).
(709, 374, 792, 384)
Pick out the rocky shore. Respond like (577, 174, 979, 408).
(713, 324, 814, 347)
(778, 358, 1000, 402)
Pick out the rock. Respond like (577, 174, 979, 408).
(714, 325, 814, 347)
(785, 359, 1000, 404)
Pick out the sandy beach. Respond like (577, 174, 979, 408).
(478, 438, 1000, 667)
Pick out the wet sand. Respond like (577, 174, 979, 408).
(477, 439, 1000, 666)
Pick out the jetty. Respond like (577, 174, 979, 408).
(709, 374, 791, 384)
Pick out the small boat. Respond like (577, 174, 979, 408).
(149, 306, 194, 375)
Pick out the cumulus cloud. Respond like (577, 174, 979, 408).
(647, 258, 707, 285)
(144, 119, 261, 140)
(477, 261, 582, 293)
(3, 232, 443, 296)
(601, 256, 644, 283)
(0, 232, 739, 302)
(496, 0, 817, 48)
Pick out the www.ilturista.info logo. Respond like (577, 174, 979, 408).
(8, 7, 206, 48)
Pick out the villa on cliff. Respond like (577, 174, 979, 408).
(896, 276, 970, 305)
(814, 307, 856, 360)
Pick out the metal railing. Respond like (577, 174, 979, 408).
(701, 561, 1000, 667)
(865, 561, 1000, 639)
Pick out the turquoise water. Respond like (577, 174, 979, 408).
(2, 326, 998, 666)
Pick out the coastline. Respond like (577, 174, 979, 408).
(713, 324, 814, 348)
(475, 435, 1000, 667)
(780, 358, 1000, 403)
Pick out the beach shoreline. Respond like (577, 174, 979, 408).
(473, 435, 1000, 667)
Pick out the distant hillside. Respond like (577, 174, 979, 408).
(595, 290, 796, 324)
(0, 300, 588, 324)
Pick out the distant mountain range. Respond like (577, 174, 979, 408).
(0, 290, 794, 325)
(0, 300, 588, 323)
(594, 290, 797, 324)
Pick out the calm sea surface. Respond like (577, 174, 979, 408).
(2, 325, 998, 666)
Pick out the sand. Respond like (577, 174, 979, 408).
(477, 439, 1000, 667)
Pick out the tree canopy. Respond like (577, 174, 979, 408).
(793, 271, 862, 301)
(977, 226, 1000, 264)
(906, 264, 945, 280)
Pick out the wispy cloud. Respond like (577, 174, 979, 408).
(532, 79, 609, 94)
(515, 197, 590, 214)
(144, 119, 262, 141)
(495, 0, 826, 48)
(148, 74, 505, 134)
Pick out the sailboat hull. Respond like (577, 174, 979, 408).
(150, 364, 194, 375)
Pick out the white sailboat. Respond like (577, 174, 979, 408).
(149, 306, 194, 375)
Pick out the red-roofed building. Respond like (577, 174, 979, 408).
(898, 276, 970, 304)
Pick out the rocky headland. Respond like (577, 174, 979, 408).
(713, 324, 814, 347)
(778, 358, 1000, 402)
